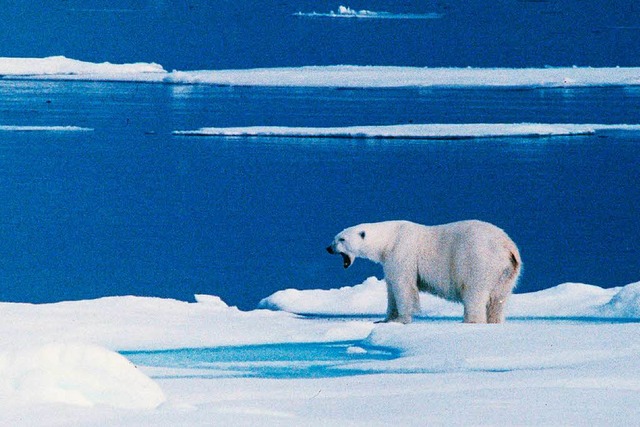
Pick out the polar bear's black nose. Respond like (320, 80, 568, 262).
(326, 246, 335, 254)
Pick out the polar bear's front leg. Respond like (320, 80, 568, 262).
(384, 278, 419, 324)
(377, 281, 400, 323)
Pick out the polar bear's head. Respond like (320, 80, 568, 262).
(326, 222, 395, 268)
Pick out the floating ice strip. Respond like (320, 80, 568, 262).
(173, 123, 640, 139)
(1, 56, 640, 88)
(0, 125, 94, 132)
(294, 5, 443, 20)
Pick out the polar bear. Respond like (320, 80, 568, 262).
(326, 220, 521, 324)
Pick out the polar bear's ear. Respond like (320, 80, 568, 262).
(359, 231, 366, 239)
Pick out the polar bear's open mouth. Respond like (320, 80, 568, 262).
(340, 253, 352, 269)
(326, 245, 352, 268)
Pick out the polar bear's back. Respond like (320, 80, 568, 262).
(396, 220, 520, 301)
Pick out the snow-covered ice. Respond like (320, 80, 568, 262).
(1, 279, 640, 425)
(2, 56, 640, 88)
(173, 123, 640, 139)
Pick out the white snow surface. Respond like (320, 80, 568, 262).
(173, 123, 640, 139)
(2, 56, 640, 88)
(1, 280, 640, 425)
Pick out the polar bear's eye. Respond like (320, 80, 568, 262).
(359, 231, 366, 239)
(338, 238, 345, 242)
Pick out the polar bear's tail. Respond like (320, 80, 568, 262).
(487, 242, 521, 323)
(506, 245, 522, 287)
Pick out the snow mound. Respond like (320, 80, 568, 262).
(259, 277, 388, 314)
(171, 123, 640, 139)
(508, 282, 620, 317)
(0, 343, 165, 408)
(597, 282, 640, 317)
(261, 278, 640, 319)
(194, 294, 233, 310)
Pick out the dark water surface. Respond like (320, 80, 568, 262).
(1, 0, 638, 69)
(0, 80, 638, 308)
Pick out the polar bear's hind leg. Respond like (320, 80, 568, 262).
(486, 296, 507, 323)
(462, 289, 489, 323)
(486, 250, 521, 323)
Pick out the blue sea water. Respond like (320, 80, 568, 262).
(122, 342, 398, 379)
(0, 0, 638, 308)
(0, 81, 638, 308)
(1, 0, 639, 70)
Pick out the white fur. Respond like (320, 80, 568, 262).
(328, 220, 521, 324)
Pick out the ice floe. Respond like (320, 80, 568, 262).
(163, 65, 640, 88)
(0, 56, 165, 82)
(173, 123, 640, 139)
(0, 125, 93, 132)
(294, 5, 443, 20)
(2, 56, 640, 88)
